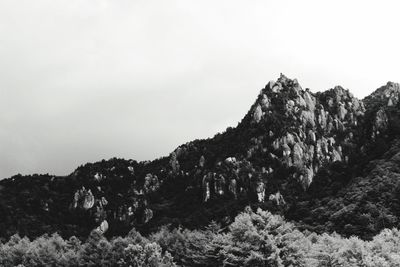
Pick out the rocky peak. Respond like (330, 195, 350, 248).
(165, 76, 400, 224)
(364, 81, 400, 109)
(246, 75, 366, 191)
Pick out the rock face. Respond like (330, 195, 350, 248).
(1, 74, 400, 240)
(96, 220, 109, 234)
(269, 191, 285, 206)
(253, 104, 263, 123)
(71, 187, 95, 210)
(238, 75, 367, 193)
(365, 82, 400, 108)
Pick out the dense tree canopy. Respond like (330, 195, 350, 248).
(1, 208, 400, 266)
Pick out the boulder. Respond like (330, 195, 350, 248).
(225, 157, 237, 164)
(101, 197, 108, 206)
(202, 178, 211, 202)
(304, 91, 315, 111)
(272, 83, 282, 93)
(303, 167, 314, 188)
(71, 187, 95, 210)
(286, 100, 295, 112)
(286, 133, 296, 146)
(332, 149, 342, 162)
(282, 143, 291, 157)
(352, 98, 361, 111)
(338, 103, 347, 120)
(261, 94, 271, 109)
(308, 130, 316, 143)
(229, 179, 237, 199)
(214, 175, 226, 195)
(293, 143, 304, 166)
(301, 110, 315, 127)
(269, 191, 286, 206)
(143, 208, 153, 223)
(374, 109, 388, 131)
(297, 95, 307, 107)
(94, 173, 103, 182)
(327, 98, 334, 107)
(269, 130, 274, 137)
(306, 145, 315, 161)
(253, 104, 263, 123)
(255, 182, 265, 202)
(327, 122, 334, 133)
(96, 220, 109, 234)
(83, 190, 95, 210)
(268, 80, 276, 90)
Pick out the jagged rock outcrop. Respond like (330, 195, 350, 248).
(255, 181, 266, 202)
(269, 191, 285, 206)
(241, 75, 366, 192)
(365, 82, 400, 108)
(71, 187, 95, 210)
(253, 104, 263, 123)
(96, 220, 109, 234)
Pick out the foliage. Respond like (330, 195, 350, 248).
(0, 230, 175, 267)
(2, 208, 400, 266)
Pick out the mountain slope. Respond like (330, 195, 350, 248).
(1, 74, 400, 240)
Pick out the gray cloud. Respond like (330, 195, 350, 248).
(1, 0, 399, 178)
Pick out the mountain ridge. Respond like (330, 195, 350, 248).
(1, 74, 400, 240)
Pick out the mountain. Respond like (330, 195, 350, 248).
(1, 74, 400, 241)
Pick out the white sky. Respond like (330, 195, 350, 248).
(0, 0, 399, 178)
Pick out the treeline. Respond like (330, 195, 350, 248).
(0, 230, 175, 267)
(1, 208, 400, 267)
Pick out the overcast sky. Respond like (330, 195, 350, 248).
(0, 0, 399, 178)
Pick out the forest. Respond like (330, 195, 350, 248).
(1, 208, 400, 266)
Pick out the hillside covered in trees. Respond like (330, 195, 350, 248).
(1, 74, 400, 265)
